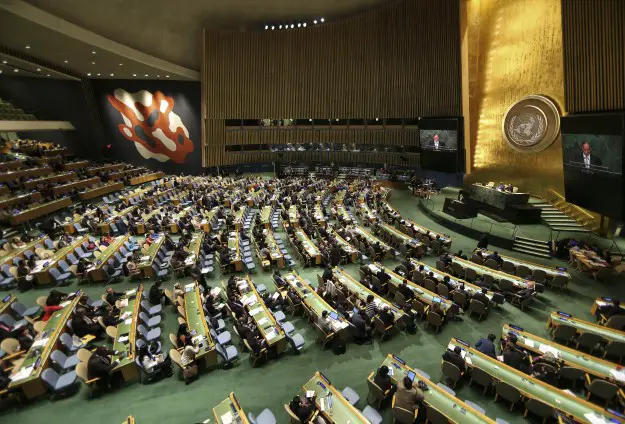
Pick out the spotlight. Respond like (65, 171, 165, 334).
(87, 73, 91, 76)
(279, 25, 282, 29)
(25, 45, 30, 49)
(297, 23, 301, 27)
(290, 24, 294, 28)
(265, 25, 269, 30)
(97, 73, 101, 76)
(320, 18, 325, 22)
(303, 23, 307, 27)
(64, 60, 68, 63)
(91, 61, 95, 64)
(166, 75, 170, 78)
(271, 26, 275, 30)
(133, 73, 137, 77)
(92, 51, 96, 54)
(145, 74, 148, 77)
(110, 73, 114, 76)
(314, 20, 317, 24)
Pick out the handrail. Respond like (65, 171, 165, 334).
(545, 189, 595, 220)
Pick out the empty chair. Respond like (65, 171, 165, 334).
(41, 368, 78, 397)
(139, 311, 161, 328)
(557, 366, 585, 390)
(215, 343, 239, 366)
(50, 349, 79, 371)
(494, 381, 521, 411)
(523, 398, 553, 424)
(66, 253, 79, 266)
(575, 332, 602, 354)
(501, 261, 516, 274)
(586, 378, 618, 406)
(286, 333, 305, 353)
(281, 321, 295, 336)
(73, 223, 88, 234)
(342, 387, 360, 406)
(468, 300, 488, 321)
(604, 340, 625, 363)
(548, 275, 568, 291)
(141, 300, 163, 316)
(50, 267, 73, 286)
(151, 264, 169, 281)
(552, 324, 577, 345)
(361, 406, 383, 424)
(469, 367, 493, 394)
(425, 311, 443, 333)
(516, 265, 531, 278)
(273, 310, 286, 323)
(11, 302, 41, 319)
(425, 405, 447, 424)
(75, 246, 93, 259)
(464, 400, 486, 415)
(441, 360, 462, 388)
(604, 315, 625, 331)
(247, 409, 277, 424)
(531, 269, 547, 285)
(138, 324, 161, 342)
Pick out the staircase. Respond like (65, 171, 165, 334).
(533, 202, 590, 233)
(513, 236, 551, 259)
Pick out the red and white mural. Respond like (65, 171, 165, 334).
(107, 89, 194, 164)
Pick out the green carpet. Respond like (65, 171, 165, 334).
(2, 187, 623, 424)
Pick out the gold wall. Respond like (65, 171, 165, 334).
(464, 0, 565, 194)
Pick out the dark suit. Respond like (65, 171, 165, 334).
(475, 337, 497, 358)
(442, 350, 466, 373)
(503, 349, 525, 370)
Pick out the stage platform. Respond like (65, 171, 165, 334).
(419, 187, 622, 255)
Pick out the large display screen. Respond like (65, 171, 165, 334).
(561, 112, 624, 218)
(419, 129, 458, 152)
(419, 117, 464, 173)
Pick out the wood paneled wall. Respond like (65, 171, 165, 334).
(203, 0, 461, 166)
(218, 151, 420, 167)
(562, 0, 625, 113)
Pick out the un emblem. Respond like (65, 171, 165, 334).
(502, 95, 560, 153)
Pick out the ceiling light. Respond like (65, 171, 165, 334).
(87, 73, 91, 76)
(13, 69, 18, 72)
(25, 45, 31, 49)
(2, 60, 7, 64)
(0, 70, 2, 74)
(36, 68, 41, 72)
(133, 73, 137, 77)
(145, 74, 148, 77)
(313, 20, 317, 24)
(320, 18, 325, 22)
(91, 61, 95, 65)
(64, 60, 68, 63)
(271, 26, 275, 30)
(119, 63, 123, 66)
(265, 25, 268, 30)
(166, 75, 170, 78)
(157, 75, 160, 78)
(290, 24, 294, 28)
(279, 25, 282, 29)
(110, 73, 114, 76)
(97, 73, 101, 76)
(303, 23, 307, 27)
(92, 51, 96, 54)
(297, 23, 301, 27)
(309, 119, 313, 122)
(46, 74, 50, 77)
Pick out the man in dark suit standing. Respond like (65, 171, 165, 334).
(428, 134, 446, 150)
(576, 142, 603, 169)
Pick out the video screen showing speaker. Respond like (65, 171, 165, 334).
(561, 112, 625, 218)
(419, 117, 464, 173)
(419, 129, 458, 152)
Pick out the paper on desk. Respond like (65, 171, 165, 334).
(496, 355, 504, 362)
(124, 318, 132, 325)
(185, 283, 195, 290)
(140, 256, 150, 261)
(523, 339, 535, 348)
(387, 367, 394, 376)
(249, 307, 263, 316)
(10, 365, 35, 381)
(265, 328, 278, 340)
(32, 337, 49, 348)
(257, 317, 269, 326)
(220, 412, 233, 424)
(59, 300, 71, 308)
(465, 356, 473, 365)
(119, 299, 129, 308)
(538, 344, 559, 358)
(610, 369, 625, 382)
(584, 412, 612, 424)
(117, 335, 129, 343)
(125, 289, 137, 296)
